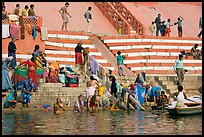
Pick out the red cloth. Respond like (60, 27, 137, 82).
(75, 52, 83, 65)
(24, 60, 37, 88)
(166, 27, 171, 37)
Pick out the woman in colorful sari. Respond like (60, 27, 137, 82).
(2, 56, 14, 91)
(133, 80, 146, 107)
(21, 78, 35, 108)
(3, 89, 17, 109)
(53, 97, 65, 114)
(20, 57, 37, 89)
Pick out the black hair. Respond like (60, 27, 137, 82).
(88, 6, 92, 10)
(90, 75, 97, 81)
(78, 94, 82, 99)
(25, 5, 29, 9)
(178, 85, 183, 92)
(152, 21, 154, 24)
(2, 6, 6, 8)
(161, 91, 165, 94)
(117, 51, 121, 55)
(194, 44, 198, 48)
(65, 2, 69, 5)
(34, 45, 40, 51)
(167, 19, 170, 22)
(16, 4, 20, 7)
(30, 4, 34, 8)
(158, 14, 161, 16)
(30, 57, 35, 62)
(179, 54, 183, 59)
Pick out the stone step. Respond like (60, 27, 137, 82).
(161, 81, 175, 85)
(157, 76, 202, 81)
(37, 87, 86, 92)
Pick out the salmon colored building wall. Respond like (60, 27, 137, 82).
(2, 30, 45, 55)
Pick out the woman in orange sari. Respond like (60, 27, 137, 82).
(20, 57, 37, 89)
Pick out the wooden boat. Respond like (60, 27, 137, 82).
(165, 96, 202, 115)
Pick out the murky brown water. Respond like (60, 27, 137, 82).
(2, 109, 202, 135)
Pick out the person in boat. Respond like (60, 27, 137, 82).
(176, 85, 187, 108)
(74, 94, 84, 112)
(54, 97, 65, 114)
(86, 74, 99, 112)
(3, 89, 17, 109)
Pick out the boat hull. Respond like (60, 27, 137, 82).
(165, 105, 202, 115)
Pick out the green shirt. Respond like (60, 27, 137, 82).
(174, 59, 183, 71)
(177, 20, 182, 27)
(22, 9, 27, 16)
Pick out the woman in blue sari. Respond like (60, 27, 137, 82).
(134, 80, 146, 107)
(3, 89, 17, 109)
(21, 78, 35, 108)
(2, 56, 14, 91)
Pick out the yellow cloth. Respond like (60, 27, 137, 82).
(49, 61, 60, 70)
(98, 85, 105, 96)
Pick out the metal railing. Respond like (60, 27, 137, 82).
(94, 2, 131, 35)
(109, 2, 144, 35)
(94, 2, 144, 35)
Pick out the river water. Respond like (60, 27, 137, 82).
(2, 109, 202, 135)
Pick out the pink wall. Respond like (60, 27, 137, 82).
(4, 2, 118, 35)
(123, 2, 202, 37)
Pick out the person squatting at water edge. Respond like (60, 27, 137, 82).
(86, 74, 99, 112)
(3, 89, 17, 109)
(21, 78, 35, 108)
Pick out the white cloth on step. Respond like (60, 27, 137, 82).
(41, 26, 48, 40)
(2, 24, 10, 38)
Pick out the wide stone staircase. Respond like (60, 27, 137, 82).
(2, 74, 88, 108)
(155, 75, 202, 97)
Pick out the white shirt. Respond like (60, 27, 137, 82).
(177, 91, 185, 102)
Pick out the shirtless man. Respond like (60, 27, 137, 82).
(86, 75, 99, 112)
(59, 2, 71, 31)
